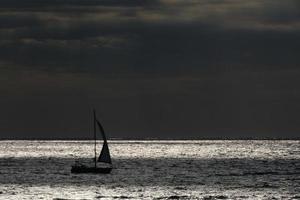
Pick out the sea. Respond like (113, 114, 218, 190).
(0, 140, 299, 200)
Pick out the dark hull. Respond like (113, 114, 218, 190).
(71, 165, 112, 174)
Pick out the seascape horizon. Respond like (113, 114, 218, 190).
(0, 140, 299, 199)
(1, 0, 300, 199)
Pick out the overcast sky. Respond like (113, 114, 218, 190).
(0, 0, 300, 139)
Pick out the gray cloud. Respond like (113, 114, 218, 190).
(0, 0, 299, 73)
(0, 0, 300, 138)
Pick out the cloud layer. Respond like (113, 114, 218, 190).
(0, 0, 300, 138)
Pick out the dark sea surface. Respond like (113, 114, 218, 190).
(0, 140, 299, 199)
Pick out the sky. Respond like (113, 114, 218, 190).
(0, 0, 300, 139)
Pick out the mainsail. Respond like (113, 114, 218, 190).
(95, 114, 112, 164)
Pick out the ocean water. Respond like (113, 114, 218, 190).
(0, 140, 299, 200)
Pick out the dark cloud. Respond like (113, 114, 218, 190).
(0, 0, 160, 10)
(0, 0, 299, 139)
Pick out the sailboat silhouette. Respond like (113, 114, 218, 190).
(71, 109, 112, 174)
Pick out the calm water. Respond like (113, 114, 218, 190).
(0, 140, 299, 199)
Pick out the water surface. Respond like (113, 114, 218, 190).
(0, 140, 299, 199)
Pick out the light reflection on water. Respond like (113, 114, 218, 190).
(0, 140, 299, 199)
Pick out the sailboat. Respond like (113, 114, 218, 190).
(71, 109, 112, 174)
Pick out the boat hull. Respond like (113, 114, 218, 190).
(71, 165, 112, 174)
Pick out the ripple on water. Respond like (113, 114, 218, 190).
(0, 140, 298, 199)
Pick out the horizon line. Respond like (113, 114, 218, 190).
(0, 137, 299, 140)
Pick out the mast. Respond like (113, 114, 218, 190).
(93, 109, 97, 168)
